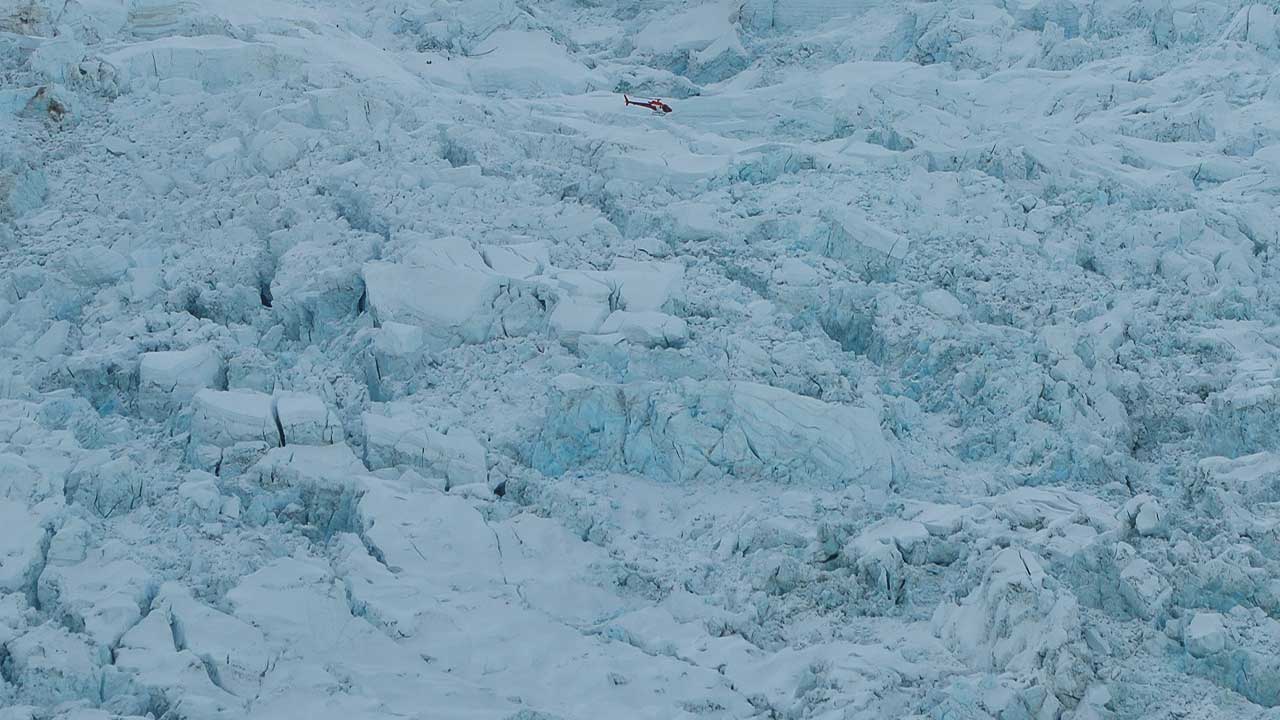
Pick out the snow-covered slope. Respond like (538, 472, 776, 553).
(3, 0, 1280, 718)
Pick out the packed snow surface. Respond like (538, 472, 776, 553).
(4, 0, 1280, 718)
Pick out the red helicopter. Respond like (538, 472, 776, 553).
(624, 95, 673, 114)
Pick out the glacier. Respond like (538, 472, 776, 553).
(3, 0, 1280, 718)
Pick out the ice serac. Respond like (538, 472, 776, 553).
(243, 443, 368, 537)
(595, 310, 689, 348)
(0, 499, 48, 595)
(740, 0, 861, 33)
(1178, 609, 1280, 707)
(38, 554, 154, 648)
(66, 454, 144, 518)
(362, 411, 486, 487)
(64, 245, 128, 287)
(269, 223, 373, 343)
(3, 623, 104, 707)
(106, 36, 289, 92)
(934, 548, 1098, 718)
(138, 345, 225, 417)
(111, 607, 244, 719)
(176, 471, 226, 524)
(159, 582, 273, 697)
(362, 260, 550, 352)
(222, 555, 511, 718)
(1199, 373, 1280, 458)
(1, 147, 47, 220)
(1184, 612, 1228, 658)
(188, 389, 279, 475)
(274, 392, 341, 446)
(190, 389, 279, 448)
(808, 205, 907, 280)
(544, 260, 685, 345)
(481, 241, 548, 278)
(532, 374, 894, 489)
(468, 30, 597, 95)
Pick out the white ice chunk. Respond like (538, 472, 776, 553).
(373, 321, 426, 356)
(604, 259, 685, 311)
(67, 454, 144, 518)
(0, 452, 61, 506)
(534, 375, 894, 489)
(270, 233, 370, 344)
(935, 548, 1093, 709)
(190, 389, 280, 449)
(1184, 612, 1228, 658)
(245, 444, 368, 536)
(252, 133, 302, 176)
(3, 624, 102, 706)
(38, 556, 154, 648)
(1117, 494, 1169, 538)
(920, 289, 964, 319)
(549, 297, 610, 340)
(908, 503, 966, 536)
(363, 261, 549, 351)
(113, 608, 242, 716)
(468, 30, 595, 95)
(740, 0, 859, 32)
(1117, 553, 1169, 620)
(480, 241, 549, 278)
(1135, 500, 1167, 537)
(102, 135, 134, 158)
(810, 206, 907, 271)
(32, 320, 70, 360)
(773, 257, 821, 287)
(176, 472, 223, 524)
(203, 137, 242, 163)
(0, 499, 46, 593)
(46, 518, 90, 567)
(596, 310, 689, 348)
(688, 31, 749, 83)
(362, 413, 486, 487)
(138, 345, 224, 416)
(402, 236, 488, 271)
(159, 583, 272, 697)
(64, 245, 127, 286)
(274, 392, 340, 445)
(248, 443, 367, 487)
(106, 36, 287, 91)
(845, 519, 931, 565)
(635, 3, 731, 53)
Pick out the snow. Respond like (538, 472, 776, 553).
(5, 0, 1280, 717)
